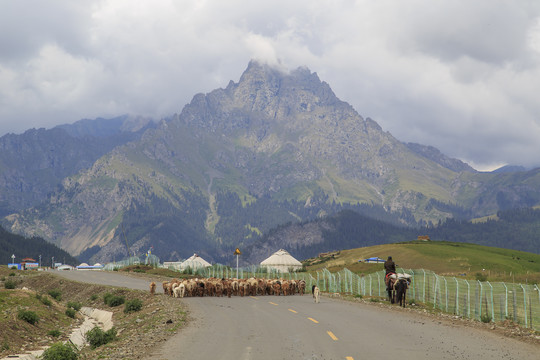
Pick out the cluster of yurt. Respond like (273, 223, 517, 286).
(76, 262, 104, 270)
(260, 249, 302, 273)
(162, 250, 302, 274)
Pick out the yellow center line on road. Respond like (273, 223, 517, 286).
(346, 357, 354, 360)
(250, 296, 258, 300)
(307, 317, 319, 323)
(327, 331, 338, 341)
(269, 301, 278, 306)
(288, 309, 297, 313)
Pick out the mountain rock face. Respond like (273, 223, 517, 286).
(0, 115, 154, 217)
(3, 61, 540, 264)
(405, 142, 476, 173)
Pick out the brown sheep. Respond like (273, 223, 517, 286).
(162, 281, 169, 295)
(298, 280, 306, 295)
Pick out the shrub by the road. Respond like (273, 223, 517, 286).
(41, 342, 78, 360)
(124, 298, 143, 313)
(103, 292, 125, 307)
(85, 327, 117, 349)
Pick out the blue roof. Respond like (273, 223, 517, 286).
(361, 257, 385, 262)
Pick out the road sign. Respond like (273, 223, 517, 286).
(234, 248, 241, 255)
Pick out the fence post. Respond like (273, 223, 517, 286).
(433, 275, 439, 309)
(478, 281, 483, 321)
(422, 269, 426, 303)
(443, 277, 448, 313)
(487, 281, 494, 321)
(521, 285, 528, 328)
(376, 272, 381, 297)
(464, 280, 470, 318)
(512, 289, 517, 323)
(454, 278, 459, 316)
(350, 270, 354, 294)
(503, 283, 508, 319)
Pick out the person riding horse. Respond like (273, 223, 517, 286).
(384, 256, 396, 291)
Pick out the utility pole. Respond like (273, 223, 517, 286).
(39, 255, 41, 268)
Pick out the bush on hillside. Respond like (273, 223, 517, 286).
(47, 329, 61, 338)
(48, 289, 62, 301)
(124, 298, 143, 313)
(475, 272, 488, 282)
(85, 327, 117, 349)
(67, 301, 82, 311)
(17, 310, 39, 325)
(65, 308, 76, 318)
(4, 279, 16, 289)
(41, 342, 78, 360)
(36, 293, 53, 306)
(103, 292, 125, 307)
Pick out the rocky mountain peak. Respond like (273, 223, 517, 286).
(179, 60, 350, 135)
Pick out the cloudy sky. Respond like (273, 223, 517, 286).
(1, 1, 540, 171)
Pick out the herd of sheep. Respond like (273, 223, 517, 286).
(150, 277, 308, 298)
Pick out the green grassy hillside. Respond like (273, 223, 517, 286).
(304, 240, 540, 283)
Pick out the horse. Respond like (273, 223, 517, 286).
(393, 278, 409, 307)
(386, 273, 397, 303)
(387, 273, 410, 306)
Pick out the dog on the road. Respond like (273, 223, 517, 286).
(313, 285, 320, 303)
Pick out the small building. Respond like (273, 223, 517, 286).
(361, 257, 386, 263)
(260, 249, 302, 273)
(76, 263, 103, 270)
(21, 258, 38, 270)
(180, 254, 211, 271)
(56, 264, 75, 271)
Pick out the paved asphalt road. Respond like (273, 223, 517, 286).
(55, 271, 539, 360)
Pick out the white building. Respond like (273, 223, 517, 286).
(180, 254, 211, 271)
(260, 249, 303, 273)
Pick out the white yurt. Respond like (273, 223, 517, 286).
(181, 254, 211, 271)
(260, 249, 302, 273)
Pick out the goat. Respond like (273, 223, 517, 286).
(313, 286, 320, 303)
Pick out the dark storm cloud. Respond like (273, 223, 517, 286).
(1, 0, 540, 170)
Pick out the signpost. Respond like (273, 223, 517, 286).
(234, 248, 241, 279)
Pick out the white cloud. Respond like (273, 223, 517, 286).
(1, 0, 540, 169)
